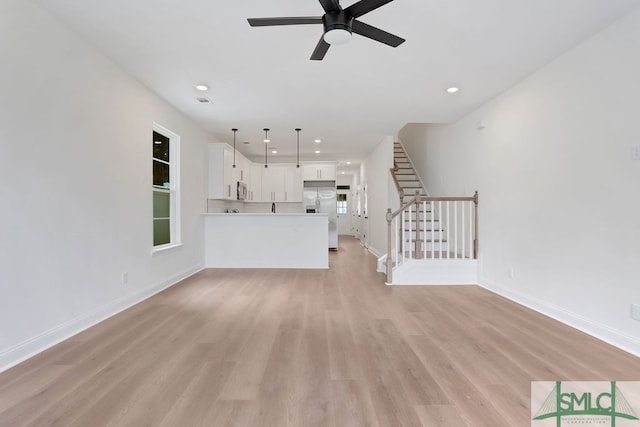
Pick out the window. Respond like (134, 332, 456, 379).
(152, 124, 180, 249)
(337, 193, 348, 215)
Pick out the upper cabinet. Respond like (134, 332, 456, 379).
(283, 167, 302, 202)
(260, 165, 302, 202)
(208, 143, 303, 202)
(232, 152, 249, 184)
(247, 163, 263, 202)
(208, 143, 235, 200)
(303, 163, 336, 181)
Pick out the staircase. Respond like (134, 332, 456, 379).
(391, 142, 448, 256)
(381, 142, 479, 285)
(393, 142, 426, 204)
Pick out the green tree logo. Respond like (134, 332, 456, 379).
(533, 381, 639, 426)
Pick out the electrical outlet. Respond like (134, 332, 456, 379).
(631, 304, 640, 321)
(121, 272, 128, 285)
(632, 145, 640, 160)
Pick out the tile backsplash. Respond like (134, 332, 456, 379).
(206, 199, 303, 214)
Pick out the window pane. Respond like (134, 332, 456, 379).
(153, 191, 170, 218)
(153, 131, 170, 162)
(154, 219, 171, 246)
(153, 160, 170, 187)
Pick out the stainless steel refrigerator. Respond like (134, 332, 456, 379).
(303, 181, 338, 250)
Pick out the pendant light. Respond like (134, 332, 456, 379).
(295, 128, 301, 168)
(231, 128, 238, 168)
(263, 128, 270, 168)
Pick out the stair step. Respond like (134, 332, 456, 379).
(396, 175, 417, 180)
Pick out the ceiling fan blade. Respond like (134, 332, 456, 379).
(319, 0, 341, 13)
(310, 37, 330, 60)
(352, 20, 405, 47)
(247, 17, 323, 26)
(345, 0, 394, 18)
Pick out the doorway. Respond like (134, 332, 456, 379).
(337, 188, 352, 235)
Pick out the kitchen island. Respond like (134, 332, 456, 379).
(203, 213, 329, 269)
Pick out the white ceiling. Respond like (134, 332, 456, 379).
(34, 0, 639, 166)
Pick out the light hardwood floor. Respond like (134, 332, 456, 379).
(1, 236, 638, 426)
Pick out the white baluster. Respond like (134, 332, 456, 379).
(454, 201, 458, 259)
(401, 210, 405, 264)
(469, 201, 473, 259)
(432, 201, 436, 258)
(423, 201, 427, 260)
(462, 200, 466, 259)
(408, 204, 413, 260)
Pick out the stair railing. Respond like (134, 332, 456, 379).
(385, 191, 479, 283)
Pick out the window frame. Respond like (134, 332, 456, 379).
(152, 123, 181, 252)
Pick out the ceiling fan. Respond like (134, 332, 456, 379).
(247, 0, 405, 61)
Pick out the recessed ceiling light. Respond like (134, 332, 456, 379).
(314, 139, 322, 144)
(447, 87, 459, 93)
(315, 150, 321, 154)
(154, 140, 162, 145)
(196, 84, 209, 91)
(271, 149, 278, 154)
(341, 171, 345, 175)
(346, 161, 351, 165)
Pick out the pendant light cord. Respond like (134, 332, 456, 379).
(295, 128, 301, 168)
(231, 128, 238, 168)
(263, 128, 269, 168)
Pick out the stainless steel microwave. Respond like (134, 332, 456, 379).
(237, 181, 247, 201)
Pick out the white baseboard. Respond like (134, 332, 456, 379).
(0, 264, 204, 374)
(479, 277, 640, 358)
(367, 245, 383, 258)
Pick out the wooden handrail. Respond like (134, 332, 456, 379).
(388, 193, 477, 220)
(385, 191, 479, 282)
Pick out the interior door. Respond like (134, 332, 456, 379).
(336, 191, 351, 235)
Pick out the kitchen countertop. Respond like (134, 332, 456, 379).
(202, 213, 327, 216)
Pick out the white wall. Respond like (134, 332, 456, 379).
(360, 136, 397, 257)
(0, 0, 209, 370)
(399, 8, 640, 355)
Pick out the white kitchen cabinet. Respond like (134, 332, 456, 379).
(247, 163, 263, 202)
(283, 166, 302, 202)
(232, 152, 249, 184)
(302, 163, 336, 181)
(209, 145, 303, 203)
(208, 143, 235, 200)
(261, 166, 284, 202)
(259, 165, 302, 202)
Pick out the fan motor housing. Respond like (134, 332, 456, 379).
(323, 10, 353, 34)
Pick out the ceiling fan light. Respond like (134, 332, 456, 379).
(324, 29, 351, 45)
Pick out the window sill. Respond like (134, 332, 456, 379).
(152, 243, 183, 255)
